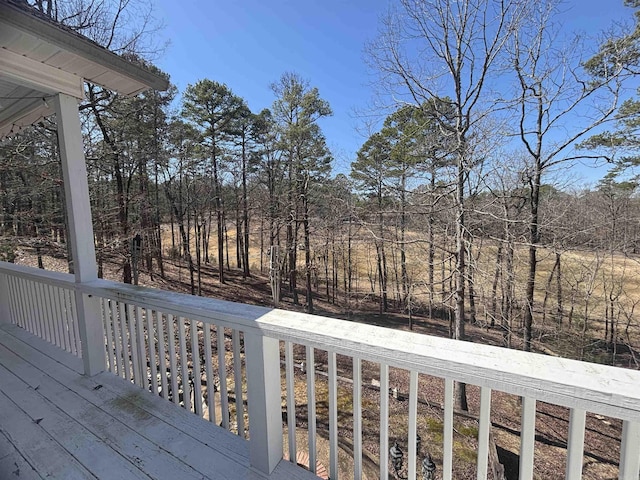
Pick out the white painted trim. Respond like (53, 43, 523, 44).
(328, 351, 338, 480)
(285, 341, 296, 462)
(379, 363, 389, 480)
(178, 316, 189, 411)
(443, 378, 454, 480)
(305, 345, 316, 473)
(619, 421, 640, 480)
(147, 308, 158, 396)
(75, 293, 104, 375)
(119, 302, 131, 381)
(0, 2, 169, 92)
(408, 370, 418, 480)
(3, 262, 640, 423)
(217, 325, 229, 429)
(53, 93, 96, 283)
(519, 397, 536, 480)
(244, 334, 283, 475)
(137, 307, 148, 392)
(76, 276, 640, 421)
(232, 330, 243, 435)
(102, 298, 115, 373)
(129, 304, 141, 387)
(157, 311, 169, 402)
(167, 314, 179, 406)
(353, 357, 362, 479)
(0, 48, 84, 98)
(54, 93, 102, 375)
(191, 320, 203, 417)
(477, 387, 491, 480)
(565, 408, 585, 480)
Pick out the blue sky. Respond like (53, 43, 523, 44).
(154, 0, 636, 183)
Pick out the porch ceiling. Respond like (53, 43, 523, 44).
(0, 0, 169, 138)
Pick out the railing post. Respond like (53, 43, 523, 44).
(74, 293, 104, 375)
(0, 272, 12, 325)
(53, 93, 104, 376)
(244, 332, 283, 475)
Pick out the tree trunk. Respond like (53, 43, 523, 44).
(454, 150, 468, 411)
(400, 171, 409, 313)
(541, 252, 559, 328)
(524, 167, 542, 352)
(490, 244, 503, 327)
(303, 178, 313, 314)
(212, 146, 225, 283)
(242, 135, 250, 278)
(195, 218, 202, 296)
(236, 197, 242, 270)
(428, 173, 435, 318)
(555, 252, 563, 325)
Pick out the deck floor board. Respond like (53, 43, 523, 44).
(0, 416, 46, 480)
(0, 323, 319, 480)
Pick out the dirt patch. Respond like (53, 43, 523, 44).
(109, 391, 152, 421)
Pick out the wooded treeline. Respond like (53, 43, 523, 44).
(2, 0, 640, 370)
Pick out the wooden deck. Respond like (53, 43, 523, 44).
(0, 323, 318, 480)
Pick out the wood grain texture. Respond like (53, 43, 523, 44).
(0, 323, 319, 480)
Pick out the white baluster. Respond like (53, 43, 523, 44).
(354, 357, 363, 479)
(477, 387, 492, 480)
(565, 408, 585, 480)
(285, 341, 296, 462)
(519, 397, 536, 480)
(307, 345, 317, 474)
(203, 322, 215, 422)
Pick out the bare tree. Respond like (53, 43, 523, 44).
(507, 0, 625, 351)
(28, 0, 166, 282)
(29, 0, 164, 58)
(368, 0, 523, 411)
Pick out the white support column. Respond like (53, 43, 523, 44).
(0, 273, 11, 324)
(244, 332, 283, 475)
(53, 93, 104, 376)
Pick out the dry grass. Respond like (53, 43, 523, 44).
(166, 222, 640, 356)
(12, 236, 633, 480)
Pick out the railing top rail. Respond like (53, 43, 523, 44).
(82, 278, 640, 422)
(260, 308, 640, 421)
(0, 261, 75, 287)
(2, 263, 639, 421)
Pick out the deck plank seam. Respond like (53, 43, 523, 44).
(0, 426, 45, 479)
(0, 339, 205, 479)
(0, 327, 240, 479)
(0, 358, 153, 479)
(0, 388, 99, 480)
(3, 322, 251, 465)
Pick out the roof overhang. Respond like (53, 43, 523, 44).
(0, 0, 169, 137)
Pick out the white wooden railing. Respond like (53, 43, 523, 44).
(1, 261, 639, 480)
(0, 265, 81, 355)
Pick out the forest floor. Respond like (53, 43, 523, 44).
(13, 247, 627, 480)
